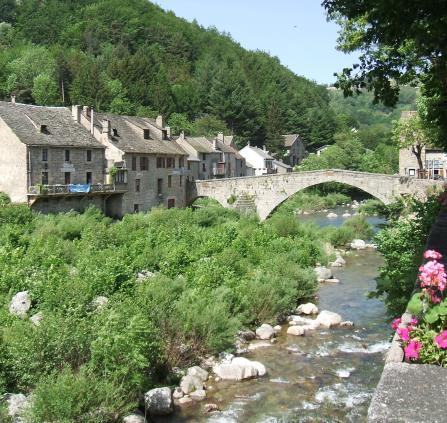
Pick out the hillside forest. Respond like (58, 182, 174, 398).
(0, 0, 416, 164)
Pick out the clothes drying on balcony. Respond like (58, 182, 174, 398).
(68, 184, 91, 193)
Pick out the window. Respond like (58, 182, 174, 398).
(143, 129, 150, 139)
(134, 204, 139, 213)
(166, 157, 174, 168)
(86, 150, 92, 162)
(168, 175, 172, 188)
(64, 150, 70, 162)
(179, 175, 183, 187)
(86, 172, 92, 184)
(179, 157, 185, 168)
(157, 157, 165, 168)
(202, 153, 206, 161)
(64, 172, 71, 184)
(41, 171, 48, 185)
(132, 156, 137, 171)
(135, 178, 141, 192)
(157, 178, 163, 195)
(409, 169, 416, 176)
(167, 198, 175, 209)
(115, 170, 126, 184)
(113, 128, 118, 137)
(188, 162, 191, 170)
(202, 163, 206, 172)
(140, 156, 148, 171)
(162, 130, 168, 140)
(42, 148, 48, 162)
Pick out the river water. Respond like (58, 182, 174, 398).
(162, 207, 391, 423)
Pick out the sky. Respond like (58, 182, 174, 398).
(154, 0, 359, 84)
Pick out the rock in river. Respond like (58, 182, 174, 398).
(287, 326, 305, 336)
(316, 310, 342, 328)
(144, 387, 173, 415)
(187, 365, 208, 382)
(297, 302, 318, 315)
(180, 375, 203, 395)
(256, 323, 275, 340)
(350, 239, 366, 250)
(213, 356, 266, 380)
(314, 266, 333, 282)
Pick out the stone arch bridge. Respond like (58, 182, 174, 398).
(188, 169, 441, 221)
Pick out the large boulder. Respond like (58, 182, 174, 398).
(287, 326, 305, 336)
(255, 324, 275, 340)
(332, 256, 346, 267)
(189, 389, 207, 401)
(180, 375, 203, 395)
(297, 303, 318, 315)
(314, 266, 332, 282)
(5, 393, 29, 422)
(144, 387, 173, 416)
(316, 310, 342, 328)
(237, 329, 256, 341)
(9, 291, 31, 317)
(187, 366, 208, 382)
(350, 239, 366, 250)
(213, 357, 266, 381)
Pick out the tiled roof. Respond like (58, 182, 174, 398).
(215, 140, 244, 160)
(274, 159, 292, 169)
(0, 101, 104, 148)
(183, 136, 217, 154)
(243, 145, 275, 160)
(283, 134, 301, 147)
(93, 112, 187, 155)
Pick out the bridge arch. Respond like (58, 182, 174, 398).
(261, 178, 389, 220)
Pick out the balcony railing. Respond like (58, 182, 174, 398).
(28, 184, 123, 196)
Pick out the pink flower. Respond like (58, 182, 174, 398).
(429, 290, 442, 304)
(419, 260, 447, 292)
(391, 318, 401, 330)
(424, 250, 443, 260)
(404, 340, 422, 360)
(397, 327, 410, 342)
(435, 331, 447, 349)
(408, 317, 419, 331)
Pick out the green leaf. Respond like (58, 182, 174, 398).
(407, 293, 423, 315)
(425, 305, 441, 324)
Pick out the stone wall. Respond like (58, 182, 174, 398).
(0, 118, 28, 202)
(28, 146, 105, 186)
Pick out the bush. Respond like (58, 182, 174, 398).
(0, 192, 11, 206)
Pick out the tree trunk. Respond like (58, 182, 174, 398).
(412, 144, 424, 177)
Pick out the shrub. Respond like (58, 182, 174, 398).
(0, 192, 11, 206)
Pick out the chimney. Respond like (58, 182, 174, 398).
(217, 132, 224, 142)
(179, 131, 185, 141)
(90, 108, 94, 134)
(83, 106, 90, 117)
(11, 95, 16, 105)
(72, 105, 81, 123)
(166, 126, 171, 138)
(212, 139, 217, 150)
(263, 145, 267, 152)
(102, 119, 111, 135)
(156, 115, 164, 128)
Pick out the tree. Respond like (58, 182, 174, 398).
(167, 113, 193, 136)
(392, 112, 431, 174)
(323, 0, 447, 144)
(32, 74, 60, 106)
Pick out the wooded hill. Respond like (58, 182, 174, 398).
(0, 0, 337, 151)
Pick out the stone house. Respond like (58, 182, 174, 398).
(75, 106, 189, 215)
(0, 100, 123, 215)
(399, 146, 447, 179)
(283, 134, 306, 166)
(175, 132, 246, 180)
(273, 159, 292, 174)
(239, 144, 277, 176)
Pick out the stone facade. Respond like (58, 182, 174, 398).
(190, 169, 442, 221)
(399, 146, 447, 179)
(283, 134, 306, 166)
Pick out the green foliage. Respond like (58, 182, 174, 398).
(0, 0, 335, 149)
(323, 0, 447, 145)
(372, 195, 441, 316)
(0, 192, 11, 206)
(276, 190, 350, 214)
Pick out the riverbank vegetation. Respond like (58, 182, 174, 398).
(0, 197, 376, 421)
(371, 195, 441, 317)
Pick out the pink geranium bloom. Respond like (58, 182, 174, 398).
(404, 340, 422, 360)
(408, 317, 419, 331)
(424, 250, 443, 260)
(391, 318, 401, 330)
(397, 327, 410, 341)
(429, 290, 442, 304)
(419, 260, 447, 292)
(435, 331, 447, 349)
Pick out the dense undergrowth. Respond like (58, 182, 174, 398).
(371, 195, 442, 317)
(0, 198, 373, 421)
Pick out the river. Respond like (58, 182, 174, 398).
(160, 206, 391, 423)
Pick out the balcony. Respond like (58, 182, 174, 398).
(28, 184, 127, 197)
